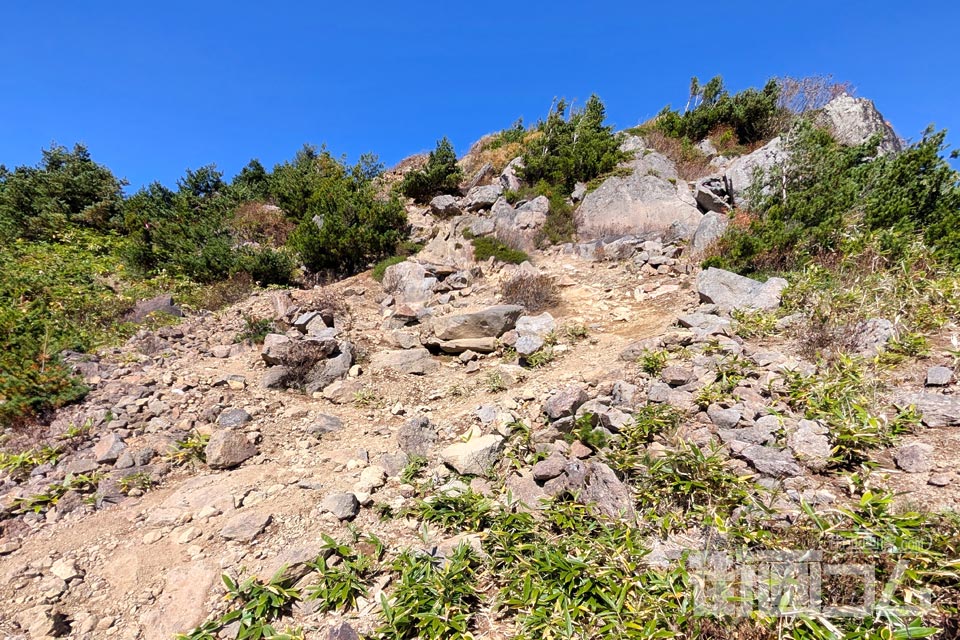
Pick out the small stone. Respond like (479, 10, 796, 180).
(217, 408, 252, 428)
(926, 366, 953, 387)
(929, 472, 953, 487)
(94, 433, 127, 464)
(329, 621, 361, 640)
(543, 384, 589, 420)
(306, 414, 343, 438)
(532, 455, 566, 482)
(322, 492, 360, 520)
(707, 404, 741, 429)
(50, 558, 82, 582)
(440, 434, 504, 476)
(0, 540, 21, 555)
(569, 441, 593, 459)
(143, 530, 163, 544)
(221, 512, 272, 542)
(177, 526, 203, 544)
(226, 375, 247, 391)
(356, 466, 387, 493)
(661, 366, 695, 386)
(894, 443, 934, 473)
(205, 430, 258, 469)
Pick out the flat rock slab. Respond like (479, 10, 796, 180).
(440, 434, 505, 476)
(221, 512, 272, 542)
(697, 268, 788, 312)
(370, 348, 439, 375)
(431, 305, 524, 341)
(895, 393, 960, 428)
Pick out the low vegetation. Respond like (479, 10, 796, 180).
(498, 272, 558, 312)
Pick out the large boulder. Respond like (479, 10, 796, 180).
(381, 261, 437, 304)
(576, 151, 702, 239)
(816, 94, 902, 155)
(130, 294, 183, 322)
(721, 136, 786, 205)
(493, 196, 550, 249)
(696, 267, 788, 312)
(500, 157, 524, 192)
(429, 195, 461, 218)
(463, 184, 503, 212)
(431, 305, 524, 341)
(206, 430, 257, 470)
(414, 222, 476, 271)
(440, 434, 504, 476)
(690, 212, 729, 254)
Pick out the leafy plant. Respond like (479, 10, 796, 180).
(400, 455, 428, 484)
(306, 534, 382, 613)
(166, 431, 210, 466)
(178, 571, 301, 640)
(0, 445, 61, 479)
(638, 349, 668, 375)
(235, 315, 274, 344)
(378, 544, 480, 640)
(414, 491, 496, 533)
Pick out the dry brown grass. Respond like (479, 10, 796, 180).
(499, 272, 559, 313)
(640, 128, 713, 181)
(229, 201, 296, 246)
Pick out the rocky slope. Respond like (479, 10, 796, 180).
(1, 94, 957, 640)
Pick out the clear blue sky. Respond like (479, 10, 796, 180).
(2, 1, 957, 191)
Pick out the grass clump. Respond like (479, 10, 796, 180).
(499, 272, 558, 312)
(470, 235, 529, 264)
(166, 431, 209, 466)
(235, 314, 273, 344)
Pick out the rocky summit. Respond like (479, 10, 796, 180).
(3, 78, 960, 640)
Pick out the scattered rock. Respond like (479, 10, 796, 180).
(322, 492, 360, 521)
(94, 433, 127, 464)
(926, 366, 953, 387)
(431, 305, 524, 341)
(696, 267, 788, 312)
(370, 348, 439, 375)
(543, 384, 589, 420)
(894, 443, 934, 473)
(786, 419, 831, 472)
(217, 408, 252, 428)
(895, 393, 960, 428)
(440, 434, 504, 476)
(205, 430, 258, 469)
(221, 512, 272, 542)
(396, 417, 435, 458)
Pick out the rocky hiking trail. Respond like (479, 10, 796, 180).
(3, 93, 960, 639)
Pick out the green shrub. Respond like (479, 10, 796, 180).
(708, 120, 960, 274)
(371, 255, 407, 282)
(238, 246, 295, 286)
(400, 137, 463, 203)
(470, 236, 529, 264)
(520, 95, 626, 195)
(656, 76, 782, 145)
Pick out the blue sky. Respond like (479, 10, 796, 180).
(2, 1, 957, 191)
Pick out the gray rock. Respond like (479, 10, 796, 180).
(500, 157, 524, 192)
(206, 430, 258, 470)
(94, 433, 127, 464)
(221, 512, 272, 542)
(463, 184, 503, 212)
(322, 492, 360, 520)
(575, 462, 636, 521)
(894, 443, 934, 473)
(381, 261, 437, 305)
(852, 318, 896, 357)
(691, 212, 729, 254)
(721, 136, 786, 204)
(696, 267, 788, 312)
(926, 366, 953, 387)
(304, 348, 353, 394)
(130, 294, 183, 322)
(576, 151, 702, 239)
(217, 408, 252, 428)
(543, 384, 589, 420)
(718, 424, 777, 446)
(432, 305, 524, 341)
(306, 414, 343, 438)
(895, 393, 960, 427)
(737, 444, 802, 477)
(370, 347, 439, 375)
(261, 367, 293, 389)
(261, 334, 293, 366)
(516, 312, 556, 340)
(707, 404, 741, 429)
(786, 419, 832, 472)
(677, 312, 732, 335)
(817, 94, 902, 155)
(328, 621, 361, 640)
(440, 434, 504, 476)
(661, 365, 695, 387)
(576, 400, 632, 433)
(397, 416, 437, 457)
(532, 455, 567, 482)
(429, 194, 461, 217)
(515, 335, 545, 357)
(693, 176, 732, 213)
